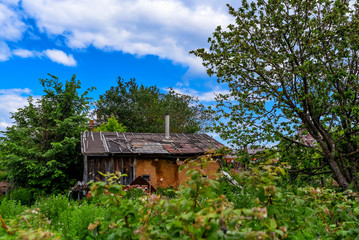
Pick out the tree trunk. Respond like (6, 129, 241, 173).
(314, 130, 351, 189)
(325, 152, 350, 189)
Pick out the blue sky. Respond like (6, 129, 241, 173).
(0, 0, 239, 143)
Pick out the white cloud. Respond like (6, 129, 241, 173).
(43, 49, 77, 66)
(0, 88, 32, 95)
(0, 3, 25, 41)
(170, 87, 230, 102)
(0, 0, 238, 72)
(0, 121, 11, 128)
(0, 94, 28, 114)
(20, 0, 235, 73)
(12, 48, 77, 66)
(0, 41, 11, 61)
(12, 48, 35, 58)
(0, 88, 32, 131)
(0, 2, 27, 61)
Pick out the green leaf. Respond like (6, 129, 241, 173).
(269, 218, 277, 229)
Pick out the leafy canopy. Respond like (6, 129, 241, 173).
(192, 0, 359, 189)
(95, 77, 210, 133)
(0, 74, 93, 194)
(93, 115, 126, 132)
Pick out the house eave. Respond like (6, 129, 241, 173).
(84, 152, 206, 159)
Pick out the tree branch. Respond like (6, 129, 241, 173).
(278, 133, 316, 149)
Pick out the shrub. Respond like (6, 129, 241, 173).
(0, 198, 25, 219)
(1, 157, 359, 239)
(218, 177, 254, 209)
(36, 195, 69, 227)
(156, 186, 177, 199)
(0, 171, 8, 182)
(124, 187, 146, 200)
(59, 201, 107, 240)
(9, 188, 34, 206)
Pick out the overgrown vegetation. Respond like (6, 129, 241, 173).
(0, 74, 93, 195)
(0, 75, 211, 196)
(95, 77, 211, 133)
(192, 0, 359, 189)
(1, 1, 359, 238)
(0, 171, 8, 182)
(1, 159, 358, 239)
(93, 115, 127, 132)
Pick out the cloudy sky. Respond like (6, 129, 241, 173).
(0, 0, 238, 139)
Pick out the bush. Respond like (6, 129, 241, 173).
(1, 158, 359, 239)
(218, 176, 254, 209)
(0, 198, 25, 219)
(124, 187, 146, 200)
(0, 171, 8, 182)
(9, 188, 34, 206)
(156, 186, 177, 199)
(36, 195, 69, 227)
(59, 201, 107, 240)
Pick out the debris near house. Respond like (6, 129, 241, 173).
(68, 181, 90, 201)
(69, 177, 156, 200)
(0, 182, 10, 195)
(222, 171, 241, 188)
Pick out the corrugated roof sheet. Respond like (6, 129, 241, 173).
(81, 132, 225, 156)
(247, 148, 265, 155)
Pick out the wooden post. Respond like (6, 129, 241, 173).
(133, 158, 137, 180)
(83, 155, 88, 183)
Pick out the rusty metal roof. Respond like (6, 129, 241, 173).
(81, 132, 225, 156)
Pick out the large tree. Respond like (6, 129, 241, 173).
(192, 0, 359, 189)
(0, 75, 92, 194)
(95, 77, 210, 133)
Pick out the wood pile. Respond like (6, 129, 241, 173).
(129, 176, 156, 193)
(68, 181, 90, 201)
(123, 184, 154, 194)
(0, 182, 10, 195)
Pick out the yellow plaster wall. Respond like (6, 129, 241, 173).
(136, 158, 220, 188)
(177, 161, 220, 184)
(136, 159, 179, 188)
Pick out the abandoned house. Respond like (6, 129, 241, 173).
(81, 123, 225, 189)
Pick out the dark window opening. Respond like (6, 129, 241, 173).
(142, 174, 151, 181)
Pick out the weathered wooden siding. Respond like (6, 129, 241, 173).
(86, 156, 135, 185)
(84, 156, 220, 188)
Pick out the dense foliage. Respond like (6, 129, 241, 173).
(192, 0, 359, 189)
(93, 115, 127, 132)
(0, 75, 92, 194)
(1, 159, 359, 239)
(95, 77, 210, 133)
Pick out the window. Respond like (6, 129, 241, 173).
(142, 175, 151, 181)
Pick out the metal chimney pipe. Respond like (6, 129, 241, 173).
(165, 114, 170, 139)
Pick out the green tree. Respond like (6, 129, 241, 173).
(95, 77, 210, 133)
(192, 0, 359, 189)
(93, 115, 127, 132)
(0, 74, 93, 194)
